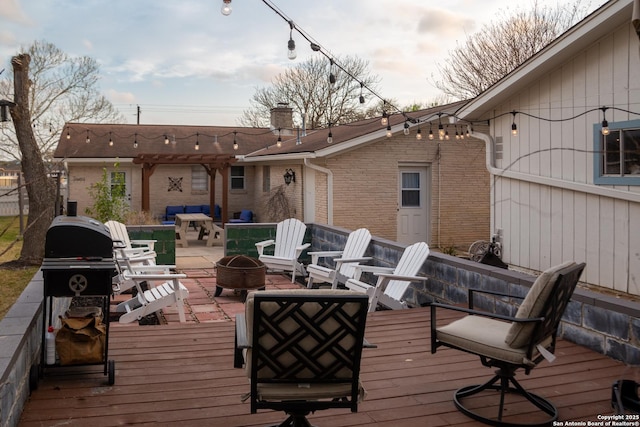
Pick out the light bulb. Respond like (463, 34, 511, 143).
(386, 125, 392, 138)
(381, 113, 388, 126)
(164, 135, 169, 145)
(287, 38, 297, 60)
(416, 129, 422, 140)
(428, 129, 434, 140)
(601, 120, 610, 136)
(511, 122, 518, 136)
(66, 129, 70, 140)
(221, 0, 232, 16)
(403, 123, 410, 136)
(109, 138, 113, 146)
(233, 141, 238, 150)
(277, 136, 282, 148)
(327, 131, 333, 144)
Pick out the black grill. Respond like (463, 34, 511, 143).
(42, 214, 116, 297)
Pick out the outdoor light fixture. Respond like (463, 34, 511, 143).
(133, 133, 138, 148)
(0, 99, 14, 122)
(416, 128, 422, 140)
(511, 111, 518, 136)
(327, 130, 333, 144)
(195, 132, 200, 150)
(428, 123, 434, 140)
(386, 124, 392, 138)
(277, 128, 282, 147)
(381, 110, 388, 126)
(601, 106, 610, 136)
(444, 127, 450, 141)
(359, 83, 365, 104)
(233, 131, 238, 150)
(221, 0, 232, 16)
(283, 168, 296, 185)
(66, 128, 70, 140)
(164, 134, 169, 145)
(403, 121, 410, 136)
(109, 132, 113, 147)
(287, 21, 297, 60)
(85, 130, 90, 144)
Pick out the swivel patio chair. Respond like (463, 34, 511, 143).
(234, 289, 369, 427)
(306, 227, 372, 289)
(255, 218, 310, 283)
(345, 241, 430, 312)
(430, 261, 586, 426)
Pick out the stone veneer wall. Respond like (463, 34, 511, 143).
(309, 223, 640, 365)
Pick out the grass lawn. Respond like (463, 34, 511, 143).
(0, 216, 40, 320)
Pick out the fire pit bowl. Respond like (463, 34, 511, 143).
(215, 255, 266, 298)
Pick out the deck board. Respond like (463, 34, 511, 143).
(19, 306, 639, 426)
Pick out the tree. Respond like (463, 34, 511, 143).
(0, 40, 124, 161)
(239, 55, 380, 129)
(8, 53, 56, 265)
(85, 164, 129, 223)
(433, 1, 588, 100)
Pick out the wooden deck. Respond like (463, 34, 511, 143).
(19, 307, 638, 426)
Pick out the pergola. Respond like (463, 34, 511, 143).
(132, 153, 237, 225)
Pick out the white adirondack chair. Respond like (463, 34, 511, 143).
(105, 220, 157, 261)
(306, 228, 372, 289)
(115, 271, 189, 323)
(346, 241, 430, 312)
(112, 255, 176, 295)
(255, 218, 310, 283)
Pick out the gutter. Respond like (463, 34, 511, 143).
(304, 158, 333, 225)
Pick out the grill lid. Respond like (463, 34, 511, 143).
(45, 215, 113, 259)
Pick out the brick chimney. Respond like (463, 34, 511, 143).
(270, 102, 293, 135)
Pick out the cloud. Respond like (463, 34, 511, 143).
(416, 8, 477, 38)
(106, 89, 135, 104)
(0, 0, 32, 25)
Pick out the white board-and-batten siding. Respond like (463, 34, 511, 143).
(489, 21, 640, 295)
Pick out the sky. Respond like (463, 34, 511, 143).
(0, 0, 603, 127)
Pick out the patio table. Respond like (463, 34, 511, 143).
(175, 213, 223, 247)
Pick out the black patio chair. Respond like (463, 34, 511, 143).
(430, 261, 586, 427)
(234, 289, 369, 427)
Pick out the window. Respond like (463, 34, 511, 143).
(401, 172, 421, 207)
(191, 165, 208, 191)
(594, 119, 640, 185)
(231, 166, 245, 190)
(110, 171, 126, 198)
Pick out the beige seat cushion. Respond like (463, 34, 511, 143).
(504, 261, 575, 348)
(256, 380, 366, 402)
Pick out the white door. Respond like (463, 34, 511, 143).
(397, 167, 429, 245)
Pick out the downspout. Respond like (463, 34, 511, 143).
(304, 158, 333, 225)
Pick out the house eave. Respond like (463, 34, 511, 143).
(54, 157, 135, 164)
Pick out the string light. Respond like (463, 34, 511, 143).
(108, 132, 113, 146)
(359, 83, 365, 104)
(221, 0, 232, 16)
(329, 59, 336, 84)
(66, 128, 70, 140)
(327, 129, 333, 144)
(287, 21, 297, 60)
(133, 133, 138, 148)
(277, 128, 282, 147)
(416, 128, 422, 141)
(386, 124, 392, 138)
(403, 121, 410, 136)
(195, 132, 200, 150)
(600, 106, 610, 136)
(85, 130, 90, 144)
(455, 128, 460, 140)
(164, 134, 169, 145)
(444, 126, 450, 141)
(511, 111, 518, 136)
(428, 123, 434, 140)
(381, 110, 388, 126)
(233, 131, 238, 150)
